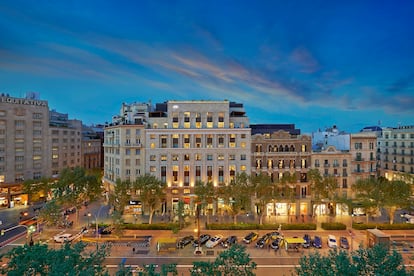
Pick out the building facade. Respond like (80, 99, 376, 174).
(103, 100, 251, 215)
(0, 93, 51, 206)
(311, 146, 352, 215)
(379, 125, 414, 182)
(49, 110, 83, 176)
(251, 129, 312, 217)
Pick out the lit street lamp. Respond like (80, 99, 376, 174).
(87, 212, 91, 227)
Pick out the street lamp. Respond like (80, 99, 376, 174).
(87, 212, 91, 227)
(194, 203, 202, 255)
(350, 214, 354, 251)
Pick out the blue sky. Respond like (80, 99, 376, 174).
(0, 1, 413, 133)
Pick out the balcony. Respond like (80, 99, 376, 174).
(354, 169, 365, 173)
(354, 157, 364, 162)
(124, 143, 142, 147)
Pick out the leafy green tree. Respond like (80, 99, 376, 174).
(22, 177, 51, 203)
(190, 244, 256, 276)
(296, 243, 409, 276)
(0, 242, 110, 276)
(353, 177, 411, 224)
(109, 179, 133, 213)
(38, 200, 63, 226)
(250, 173, 274, 225)
(133, 174, 166, 224)
(194, 181, 215, 224)
(219, 172, 253, 224)
(53, 167, 103, 225)
(176, 200, 187, 229)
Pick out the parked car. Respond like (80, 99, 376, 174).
(54, 233, 74, 243)
(177, 235, 194, 248)
(193, 234, 211, 247)
(243, 232, 259, 244)
(98, 226, 113, 235)
(256, 234, 271, 248)
(270, 238, 281, 250)
(221, 235, 238, 248)
(327, 235, 338, 248)
(206, 234, 223, 248)
(303, 234, 311, 248)
(340, 236, 349, 249)
(267, 231, 281, 240)
(312, 236, 322, 248)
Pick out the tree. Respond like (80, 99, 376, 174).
(38, 200, 64, 226)
(353, 177, 411, 224)
(53, 167, 103, 225)
(22, 177, 51, 203)
(250, 173, 274, 225)
(133, 174, 166, 224)
(194, 181, 215, 224)
(109, 179, 132, 213)
(191, 244, 256, 276)
(219, 172, 253, 224)
(278, 172, 297, 220)
(296, 243, 409, 276)
(0, 242, 110, 276)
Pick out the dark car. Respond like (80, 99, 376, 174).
(312, 236, 322, 248)
(177, 235, 194, 248)
(221, 235, 238, 248)
(243, 232, 259, 244)
(303, 234, 311, 248)
(270, 238, 281, 250)
(340, 236, 349, 249)
(98, 226, 113, 235)
(193, 234, 211, 247)
(256, 234, 271, 248)
(267, 231, 281, 240)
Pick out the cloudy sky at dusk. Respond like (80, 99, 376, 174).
(1, 0, 413, 133)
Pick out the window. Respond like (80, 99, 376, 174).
(240, 154, 246, 161)
(206, 135, 213, 148)
(229, 134, 236, 148)
(218, 112, 224, 128)
(172, 155, 179, 161)
(184, 166, 190, 186)
(184, 154, 190, 161)
(195, 135, 202, 148)
(207, 166, 213, 181)
(229, 154, 235, 161)
(206, 112, 213, 128)
(172, 134, 179, 148)
(301, 144, 307, 152)
(218, 166, 224, 184)
(195, 166, 201, 181)
(161, 155, 167, 161)
(207, 154, 213, 161)
(217, 154, 224, 160)
(184, 112, 190, 128)
(150, 155, 156, 161)
(183, 134, 190, 148)
(195, 113, 202, 128)
(218, 135, 225, 147)
(195, 154, 202, 161)
(315, 159, 320, 167)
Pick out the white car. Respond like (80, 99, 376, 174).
(327, 235, 337, 248)
(205, 234, 223, 248)
(54, 233, 74, 243)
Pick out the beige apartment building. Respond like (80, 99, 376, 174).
(103, 100, 251, 215)
(311, 146, 352, 216)
(251, 129, 312, 218)
(379, 125, 414, 182)
(49, 110, 83, 177)
(0, 93, 51, 206)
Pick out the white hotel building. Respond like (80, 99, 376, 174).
(103, 100, 251, 214)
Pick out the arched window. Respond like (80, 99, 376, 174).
(279, 145, 284, 152)
(290, 145, 295, 152)
(284, 145, 289, 152)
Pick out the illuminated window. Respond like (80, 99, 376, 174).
(184, 134, 190, 148)
(206, 135, 213, 148)
(229, 134, 236, 148)
(218, 154, 224, 161)
(161, 155, 167, 161)
(184, 112, 190, 128)
(206, 112, 213, 128)
(195, 154, 202, 161)
(195, 135, 202, 148)
(195, 113, 202, 128)
(218, 112, 224, 128)
(240, 165, 246, 171)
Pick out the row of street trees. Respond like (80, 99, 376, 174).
(24, 167, 413, 226)
(121, 170, 413, 225)
(23, 167, 103, 227)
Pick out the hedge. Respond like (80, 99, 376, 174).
(321, 222, 347, 230)
(123, 223, 180, 230)
(206, 223, 316, 230)
(352, 223, 414, 230)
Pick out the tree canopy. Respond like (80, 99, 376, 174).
(0, 242, 110, 276)
(296, 243, 409, 276)
(191, 244, 256, 276)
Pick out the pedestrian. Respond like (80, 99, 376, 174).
(132, 247, 135, 254)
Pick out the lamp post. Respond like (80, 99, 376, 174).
(194, 203, 202, 255)
(350, 214, 354, 251)
(87, 212, 91, 227)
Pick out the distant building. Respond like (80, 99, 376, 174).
(49, 110, 82, 176)
(82, 125, 103, 170)
(312, 125, 350, 151)
(250, 124, 300, 136)
(379, 125, 414, 182)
